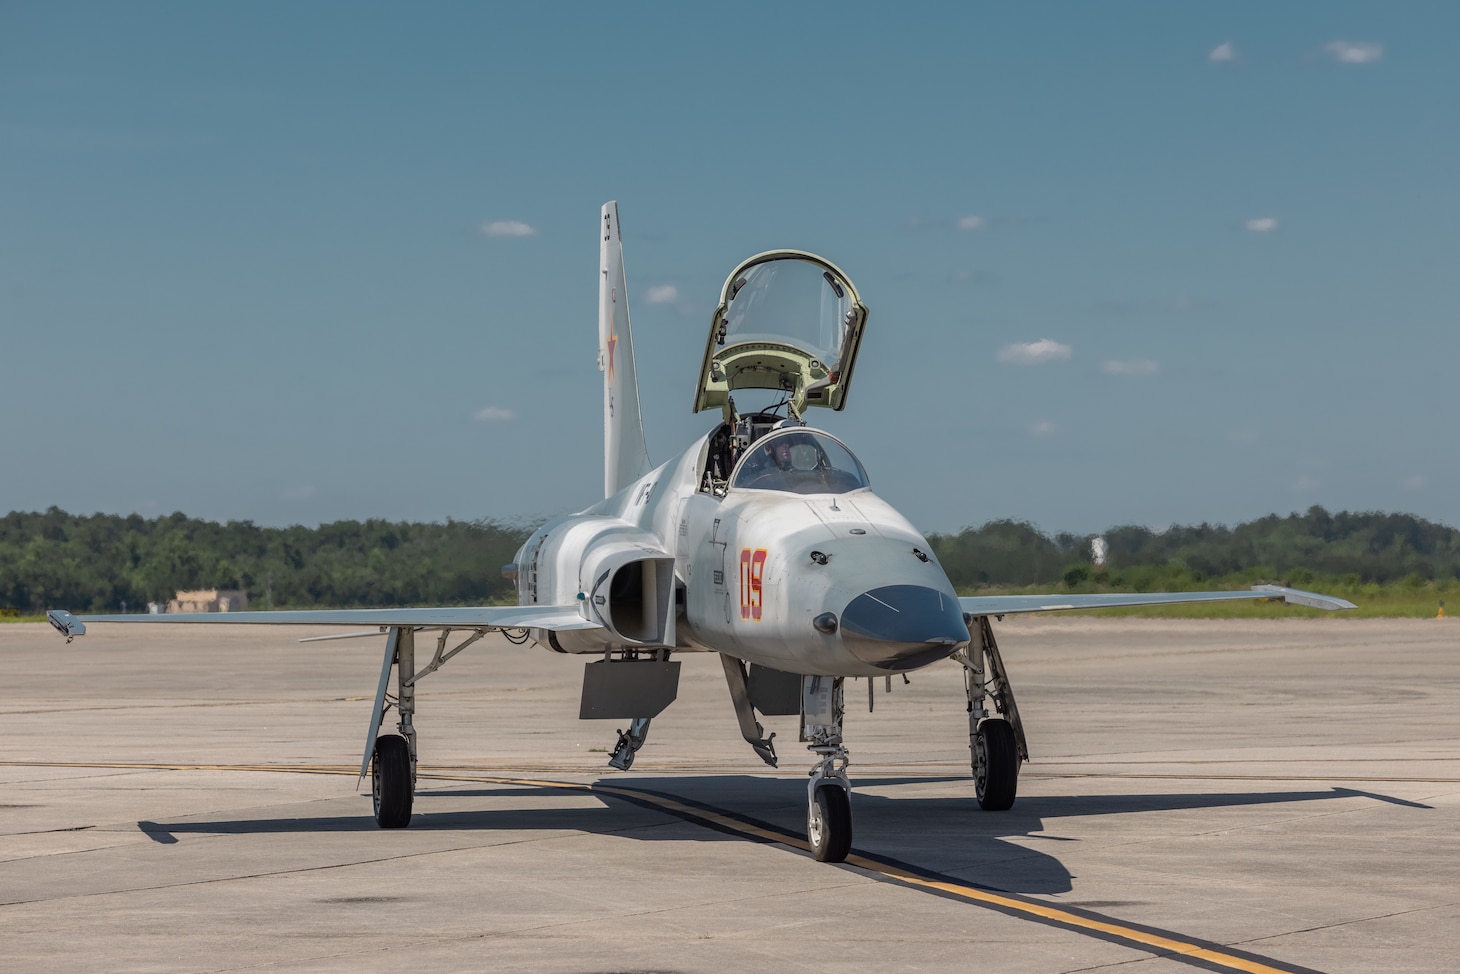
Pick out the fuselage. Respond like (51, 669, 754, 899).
(514, 424, 969, 677)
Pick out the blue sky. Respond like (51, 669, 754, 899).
(3, 2, 1456, 535)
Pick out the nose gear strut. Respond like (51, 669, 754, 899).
(801, 675, 852, 862)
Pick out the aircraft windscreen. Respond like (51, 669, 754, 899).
(730, 430, 870, 495)
(721, 259, 852, 370)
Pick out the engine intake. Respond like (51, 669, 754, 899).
(586, 548, 676, 647)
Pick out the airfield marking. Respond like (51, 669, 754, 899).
(3, 761, 1338, 973)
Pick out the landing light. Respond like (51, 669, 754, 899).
(813, 612, 838, 634)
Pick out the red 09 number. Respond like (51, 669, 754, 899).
(739, 548, 767, 621)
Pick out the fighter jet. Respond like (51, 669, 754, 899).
(48, 202, 1355, 863)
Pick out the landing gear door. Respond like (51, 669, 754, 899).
(693, 251, 869, 417)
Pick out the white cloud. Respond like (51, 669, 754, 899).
(1245, 216, 1279, 232)
(1028, 420, 1058, 437)
(1401, 475, 1428, 490)
(473, 406, 516, 422)
(997, 339, 1071, 365)
(1325, 40, 1384, 65)
(957, 214, 987, 230)
(282, 485, 316, 500)
(1209, 41, 1237, 63)
(1293, 476, 1322, 492)
(480, 220, 537, 237)
(645, 284, 679, 305)
(1100, 358, 1160, 376)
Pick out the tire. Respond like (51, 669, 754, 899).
(807, 783, 853, 863)
(372, 734, 413, 828)
(973, 718, 1019, 811)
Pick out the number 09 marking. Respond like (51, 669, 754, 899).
(739, 548, 767, 621)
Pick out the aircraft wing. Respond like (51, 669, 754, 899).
(959, 584, 1356, 617)
(47, 604, 600, 641)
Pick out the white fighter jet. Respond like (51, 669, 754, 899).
(49, 202, 1355, 863)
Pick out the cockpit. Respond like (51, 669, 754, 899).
(730, 429, 869, 495)
(691, 250, 873, 497)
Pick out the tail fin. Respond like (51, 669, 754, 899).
(599, 202, 652, 497)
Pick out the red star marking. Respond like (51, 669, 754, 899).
(606, 330, 618, 379)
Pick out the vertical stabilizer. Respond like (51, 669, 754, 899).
(600, 202, 653, 497)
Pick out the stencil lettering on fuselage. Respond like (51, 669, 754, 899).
(739, 548, 767, 621)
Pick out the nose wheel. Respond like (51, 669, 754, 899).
(806, 745, 853, 862)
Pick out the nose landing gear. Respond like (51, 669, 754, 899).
(802, 675, 852, 862)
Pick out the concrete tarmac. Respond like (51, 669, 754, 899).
(2, 617, 1457, 973)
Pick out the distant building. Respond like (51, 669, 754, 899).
(168, 589, 249, 613)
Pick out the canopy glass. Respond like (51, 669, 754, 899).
(694, 251, 868, 416)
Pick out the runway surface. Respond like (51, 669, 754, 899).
(3, 617, 1457, 972)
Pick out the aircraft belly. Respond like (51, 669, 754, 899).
(726, 642, 902, 678)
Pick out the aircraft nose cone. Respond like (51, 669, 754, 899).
(840, 584, 968, 671)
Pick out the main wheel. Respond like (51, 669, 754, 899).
(372, 734, 413, 828)
(807, 783, 853, 863)
(973, 718, 1019, 810)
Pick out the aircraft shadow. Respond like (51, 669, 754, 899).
(134, 775, 1417, 894)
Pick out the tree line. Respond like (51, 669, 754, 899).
(925, 507, 1460, 590)
(0, 509, 525, 613)
(3, 505, 1458, 613)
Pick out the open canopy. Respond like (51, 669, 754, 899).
(693, 251, 869, 416)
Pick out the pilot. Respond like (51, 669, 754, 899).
(740, 433, 816, 489)
(770, 437, 795, 470)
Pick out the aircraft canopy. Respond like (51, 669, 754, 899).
(730, 429, 870, 495)
(694, 252, 868, 416)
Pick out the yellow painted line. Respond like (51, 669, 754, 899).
(2, 760, 1318, 973)
(840, 855, 1295, 974)
(1033, 772, 1460, 784)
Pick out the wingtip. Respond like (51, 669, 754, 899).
(1250, 584, 1357, 611)
(47, 609, 86, 641)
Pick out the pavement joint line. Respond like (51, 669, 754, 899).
(0, 761, 1348, 972)
(5, 761, 1457, 784)
(1055, 955, 1191, 973)
(0, 835, 574, 909)
(185, 887, 860, 974)
(1231, 899, 1460, 947)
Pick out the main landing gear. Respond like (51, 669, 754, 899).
(802, 675, 852, 862)
(364, 625, 490, 829)
(372, 733, 413, 827)
(956, 614, 1029, 810)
